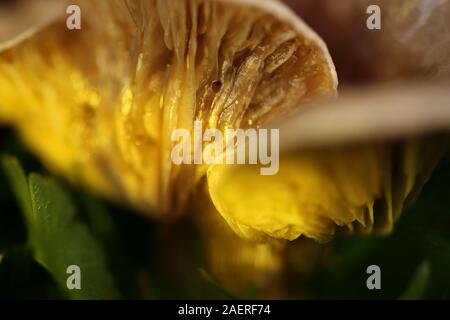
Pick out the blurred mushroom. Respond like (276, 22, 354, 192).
(0, 0, 449, 299)
(0, 0, 336, 219)
(284, 0, 450, 83)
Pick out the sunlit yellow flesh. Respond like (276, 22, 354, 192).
(207, 138, 448, 242)
(192, 187, 285, 295)
(0, 0, 446, 244)
(0, 0, 336, 219)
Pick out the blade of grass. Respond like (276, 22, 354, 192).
(399, 260, 431, 300)
(198, 267, 237, 300)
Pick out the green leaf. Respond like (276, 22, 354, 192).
(2, 156, 120, 299)
(80, 194, 140, 298)
(399, 260, 431, 300)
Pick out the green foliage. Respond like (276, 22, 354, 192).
(0, 135, 449, 300)
(1, 156, 119, 299)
